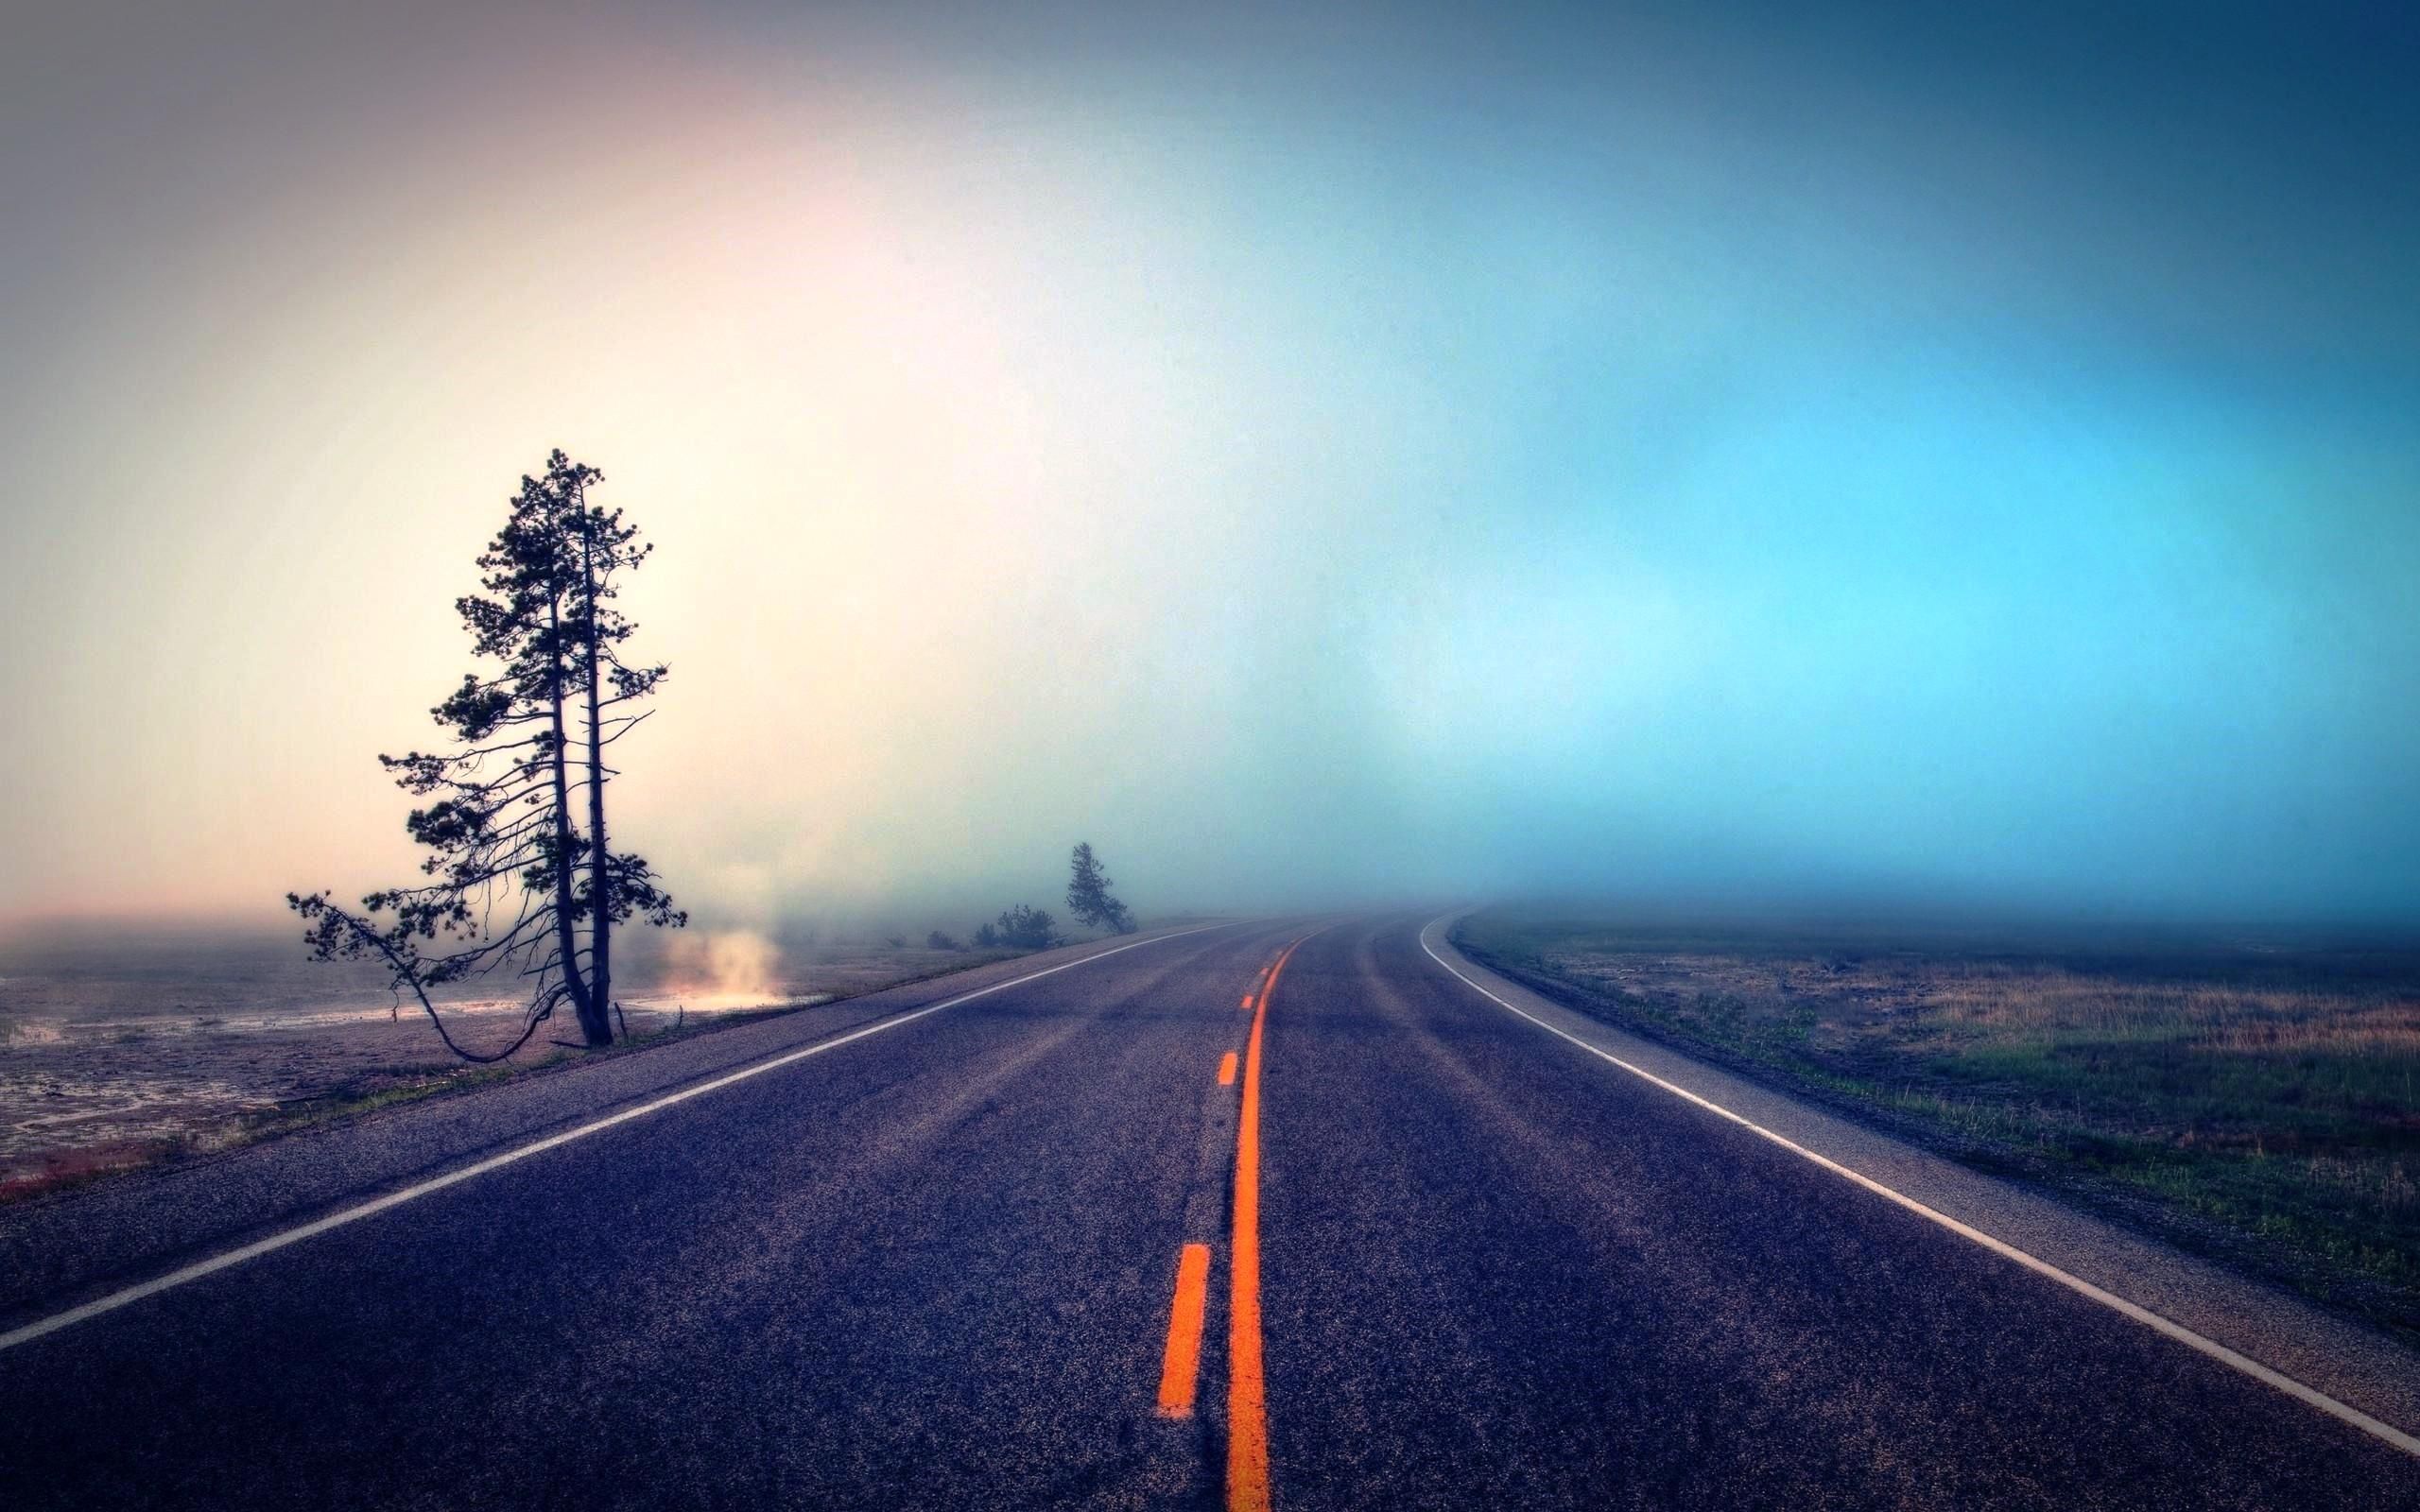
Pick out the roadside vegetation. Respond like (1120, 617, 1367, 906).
(277, 449, 1150, 1066)
(287, 450, 685, 1059)
(976, 905, 1062, 952)
(969, 841, 1138, 952)
(1456, 909, 2420, 1340)
(1065, 842, 1136, 935)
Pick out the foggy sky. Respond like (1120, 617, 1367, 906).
(3, 1, 2416, 932)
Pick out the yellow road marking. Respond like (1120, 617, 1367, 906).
(1228, 938, 1302, 1512)
(1157, 1244, 1213, 1418)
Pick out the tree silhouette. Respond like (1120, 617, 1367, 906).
(1065, 842, 1135, 935)
(993, 905, 1063, 951)
(287, 450, 684, 1058)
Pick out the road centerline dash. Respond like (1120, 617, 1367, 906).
(1157, 1244, 1214, 1418)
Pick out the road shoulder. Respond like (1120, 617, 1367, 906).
(1421, 913, 2420, 1450)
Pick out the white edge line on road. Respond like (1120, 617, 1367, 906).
(1418, 915, 2420, 1460)
(0, 921, 1246, 1355)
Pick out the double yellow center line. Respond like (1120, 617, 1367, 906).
(1228, 937, 1299, 1510)
(1154, 937, 1305, 1511)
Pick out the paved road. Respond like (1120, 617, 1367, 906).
(0, 916, 2412, 1508)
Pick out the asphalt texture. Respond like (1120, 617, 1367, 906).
(1, 916, 2413, 1508)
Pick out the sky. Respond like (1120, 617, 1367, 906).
(2, 1, 2416, 936)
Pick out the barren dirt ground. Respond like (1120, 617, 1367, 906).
(0, 938, 996, 1198)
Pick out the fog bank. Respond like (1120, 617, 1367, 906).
(4, 3, 2415, 932)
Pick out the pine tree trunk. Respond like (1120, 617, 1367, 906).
(547, 596, 608, 1046)
(579, 521, 614, 1043)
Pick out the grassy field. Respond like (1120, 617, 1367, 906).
(1455, 908, 2420, 1339)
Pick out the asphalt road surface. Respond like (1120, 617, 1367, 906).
(1, 916, 2413, 1508)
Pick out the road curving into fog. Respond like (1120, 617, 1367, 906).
(0, 915, 2413, 1508)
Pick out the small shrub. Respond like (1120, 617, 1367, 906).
(993, 905, 1062, 952)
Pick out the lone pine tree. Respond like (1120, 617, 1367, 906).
(288, 450, 685, 1058)
(1065, 842, 1135, 935)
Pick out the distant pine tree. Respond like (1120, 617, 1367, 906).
(1065, 842, 1135, 935)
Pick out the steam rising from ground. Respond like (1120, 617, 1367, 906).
(653, 931, 784, 1011)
